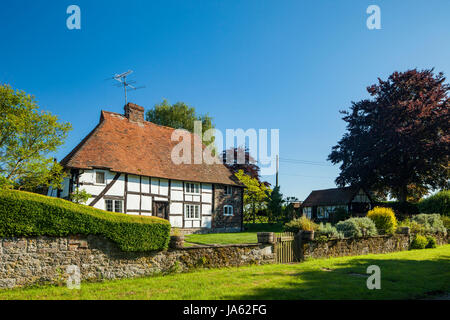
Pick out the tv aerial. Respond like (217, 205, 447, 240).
(106, 70, 145, 105)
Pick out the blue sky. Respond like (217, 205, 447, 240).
(1, 0, 449, 200)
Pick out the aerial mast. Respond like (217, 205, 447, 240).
(107, 70, 145, 105)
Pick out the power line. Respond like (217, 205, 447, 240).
(278, 173, 334, 179)
(279, 157, 333, 167)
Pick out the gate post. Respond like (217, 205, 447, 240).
(257, 232, 275, 244)
(294, 231, 304, 262)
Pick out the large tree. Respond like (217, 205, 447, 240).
(0, 84, 71, 191)
(328, 69, 449, 202)
(222, 146, 264, 183)
(146, 99, 214, 134)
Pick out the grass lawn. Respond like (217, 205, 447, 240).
(1, 245, 449, 300)
(184, 223, 283, 246)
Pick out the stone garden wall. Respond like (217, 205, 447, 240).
(299, 232, 448, 260)
(1, 232, 448, 289)
(0, 235, 274, 289)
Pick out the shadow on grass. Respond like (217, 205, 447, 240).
(243, 223, 284, 233)
(227, 256, 450, 300)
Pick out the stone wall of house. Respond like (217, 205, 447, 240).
(212, 185, 243, 231)
(0, 235, 273, 289)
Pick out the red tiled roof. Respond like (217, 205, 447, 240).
(61, 109, 241, 186)
(302, 187, 359, 206)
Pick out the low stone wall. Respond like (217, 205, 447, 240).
(300, 235, 410, 260)
(0, 235, 274, 289)
(299, 232, 449, 260)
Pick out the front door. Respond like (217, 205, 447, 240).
(153, 201, 169, 220)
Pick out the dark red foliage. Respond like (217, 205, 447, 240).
(222, 146, 266, 183)
(328, 69, 449, 201)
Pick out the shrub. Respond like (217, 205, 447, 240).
(336, 217, 378, 238)
(329, 207, 348, 224)
(412, 214, 446, 234)
(441, 215, 450, 230)
(0, 189, 171, 251)
(398, 218, 425, 234)
(316, 223, 344, 239)
(284, 216, 319, 233)
(367, 206, 397, 234)
(410, 234, 428, 249)
(426, 236, 437, 249)
(418, 191, 450, 216)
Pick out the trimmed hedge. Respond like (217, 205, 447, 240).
(376, 201, 419, 216)
(418, 191, 450, 216)
(0, 189, 171, 252)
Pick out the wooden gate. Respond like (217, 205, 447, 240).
(274, 232, 300, 263)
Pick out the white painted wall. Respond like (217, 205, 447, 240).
(51, 170, 219, 228)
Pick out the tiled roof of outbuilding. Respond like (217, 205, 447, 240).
(302, 187, 359, 206)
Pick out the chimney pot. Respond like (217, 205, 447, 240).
(124, 103, 145, 123)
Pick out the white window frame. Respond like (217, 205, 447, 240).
(225, 185, 233, 195)
(223, 205, 234, 216)
(185, 182, 200, 194)
(94, 170, 106, 186)
(105, 199, 123, 213)
(184, 204, 201, 220)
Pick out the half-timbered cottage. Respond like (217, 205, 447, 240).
(48, 103, 244, 233)
(301, 187, 373, 221)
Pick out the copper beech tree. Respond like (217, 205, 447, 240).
(328, 69, 449, 202)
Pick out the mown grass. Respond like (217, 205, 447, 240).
(1, 245, 449, 300)
(184, 223, 283, 246)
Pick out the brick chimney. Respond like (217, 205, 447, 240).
(124, 103, 145, 123)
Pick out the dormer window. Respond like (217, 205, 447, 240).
(95, 171, 105, 185)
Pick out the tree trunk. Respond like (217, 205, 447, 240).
(252, 202, 256, 224)
(398, 185, 408, 203)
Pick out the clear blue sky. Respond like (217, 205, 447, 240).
(1, 0, 449, 200)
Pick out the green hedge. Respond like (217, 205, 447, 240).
(376, 201, 419, 216)
(418, 191, 450, 216)
(0, 189, 171, 251)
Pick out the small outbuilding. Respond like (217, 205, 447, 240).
(301, 187, 373, 222)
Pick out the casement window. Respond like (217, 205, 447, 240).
(95, 171, 106, 185)
(317, 207, 329, 219)
(225, 186, 233, 195)
(223, 205, 234, 216)
(185, 204, 200, 220)
(303, 207, 312, 219)
(185, 182, 200, 194)
(105, 199, 123, 213)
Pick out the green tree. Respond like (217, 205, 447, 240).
(0, 84, 71, 191)
(234, 169, 271, 223)
(146, 99, 214, 144)
(70, 187, 91, 204)
(265, 186, 284, 223)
